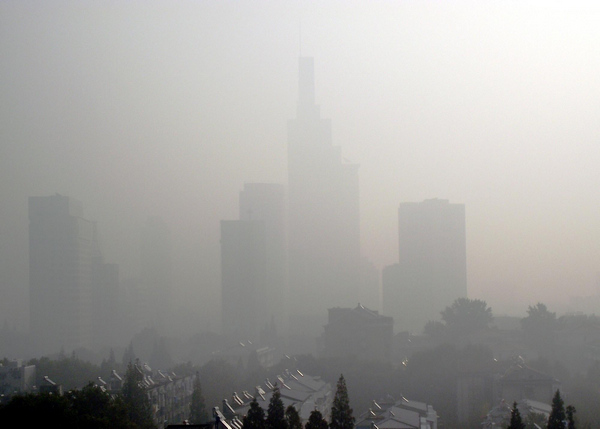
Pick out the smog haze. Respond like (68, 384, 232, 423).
(2, 1, 600, 334)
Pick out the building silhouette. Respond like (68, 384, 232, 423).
(318, 304, 393, 362)
(287, 57, 361, 335)
(239, 183, 288, 335)
(28, 195, 98, 354)
(383, 198, 466, 333)
(220, 219, 267, 341)
(140, 216, 172, 331)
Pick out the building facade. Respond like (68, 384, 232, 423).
(383, 198, 466, 333)
(239, 183, 288, 334)
(220, 220, 267, 341)
(318, 304, 393, 362)
(29, 195, 99, 354)
(287, 57, 361, 336)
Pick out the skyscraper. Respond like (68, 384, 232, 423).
(287, 57, 361, 335)
(239, 183, 287, 333)
(29, 195, 98, 354)
(383, 198, 467, 333)
(220, 219, 267, 340)
(140, 216, 172, 331)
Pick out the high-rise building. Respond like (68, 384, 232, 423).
(29, 195, 98, 354)
(220, 219, 267, 340)
(140, 216, 172, 331)
(239, 183, 288, 333)
(287, 57, 361, 335)
(383, 198, 467, 333)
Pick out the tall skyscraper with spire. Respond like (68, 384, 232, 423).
(287, 57, 361, 335)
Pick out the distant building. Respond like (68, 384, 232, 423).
(239, 183, 288, 335)
(287, 57, 361, 336)
(100, 363, 194, 427)
(211, 340, 277, 372)
(481, 398, 551, 429)
(220, 220, 267, 341)
(29, 195, 99, 354)
(0, 359, 36, 397)
(383, 198, 466, 333)
(140, 216, 173, 331)
(318, 304, 393, 362)
(498, 360, 560, 405)
(39, 375, 62, 395)
(217, 369, 333, 424)
(355, 396, 438, 429)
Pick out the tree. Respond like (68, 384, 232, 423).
(525, 412, 547, 429)
(121, 359, 155, 429)
(285, 405, 302, 429)
(547, 389, 566, 429)
(305, 409, 328, 429)
(267, 387, 288, 429)
(507, 401, 525, 429)
(423, 320, 445, 338)
(329, 375, 354, 429)
(0, 384, 131, 429)
(521, 303, 557, 354)
(441, 298, 493, 336)
(189, 372, 208, 424)
(566, 405, 576, 429)
(122, 341, 136, 367)
(70, 383, 131, 429)
(243, 397, 266, 429)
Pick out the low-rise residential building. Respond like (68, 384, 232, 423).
(481, 398, 551, 429)
(499, 360, 560, 405)
(217, 369, 333, 425)
(355, 395, 438, 429)
(0, 359, 36, 398)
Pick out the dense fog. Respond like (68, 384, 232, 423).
(2, 1, 600, 353)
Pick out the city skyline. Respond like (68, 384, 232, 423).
(2, 2, 600, 333)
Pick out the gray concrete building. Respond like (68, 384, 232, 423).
(220, 220, 267, 341)
(29, 195, 99, 354)
(287, 57, 361, 336)
(383, 198, 466, 333)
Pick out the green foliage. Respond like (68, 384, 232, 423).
(525, 411, 548, 429)
(198, 358, 240, 413)
(243, 397, 266, 429)
(507, 402, 525, 429)
(521, 303, 557, 354)
(305, 409, 328, 429)
(121, 360, 155, 429)
(189, 372, 208, 424)
(566, 405, 576, 429)
(0, 384, 132, 428)
(329, 374, 354, 429)
(266, 387, 288, 429)
(285, 405, 302, 429)
(423, 320, 445, 338)
(441, 297, 493, 335)
(548, 389, 566, 429)
(28, 355, 100, 391)
(122, 341, 136, 367)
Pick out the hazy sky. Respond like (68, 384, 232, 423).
(2, 1, 600, 329)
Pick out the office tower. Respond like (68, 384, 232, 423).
(287, 57, 361, 335)
(220, 220, 267, 340)
(29, 195, 98, 354)
(239, 183, 288, 334)
(140, 216, 172, 331)
(91, 262, 120, 348)
(383, 198, 467, 333)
